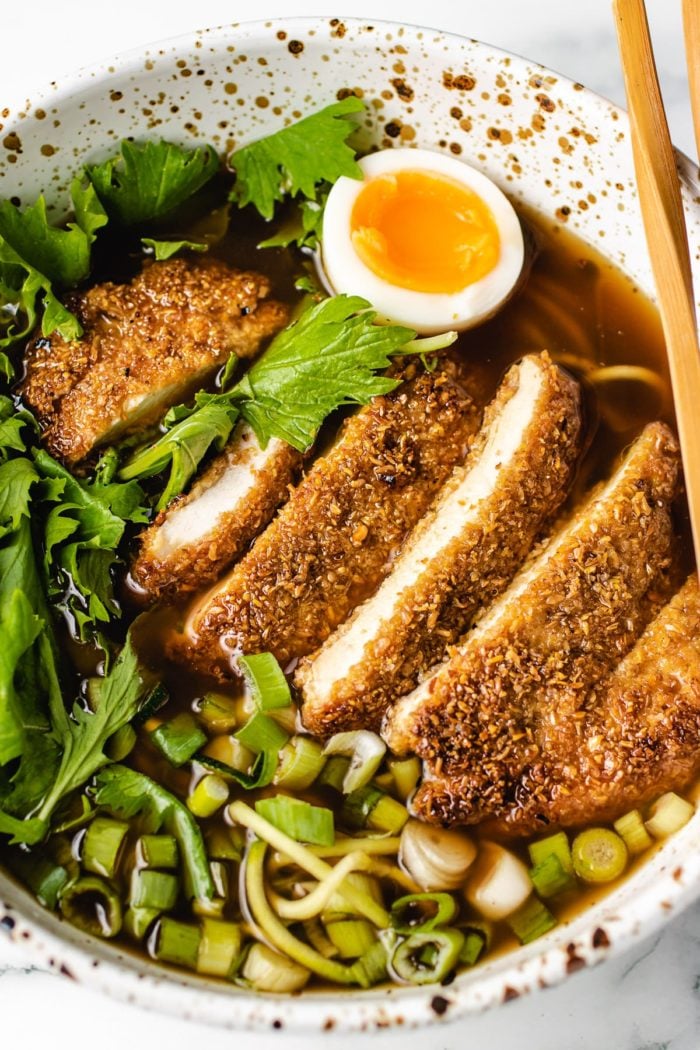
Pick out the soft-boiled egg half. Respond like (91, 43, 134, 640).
(320, 148, 525, 334)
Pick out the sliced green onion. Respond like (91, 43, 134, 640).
(197, 918, 242, 977)
(508, 896, 557, 944)
(303, 917, 339, 959)
(241, 941, 311, 992)
(230, 800, 389, 928)
(60, 876, 122, 938)
(645, 792, 695, 839)
(235, 711, 289, 755)
(323, 731, 386, 793)
(528, 831, 573, 874)
(390, 929, 464, 985)
(133, 682, 170, 726)
(459, 928, 488, 966)
(274, 736, 326, 789)
(52, 795, 95, 835)
(326, 918, 377, 959)
(268, 852, 370, 921)
(270, 704, 298, 735)
(529, 854, 577, 899)
(206, 825, 245, 861)
(196, 749, 278, 790)
(210, 859, 230, 899)
(614, 809, 654, 855)
(351, 939, 389, 986)
(390, 892, 458, 934)
(150, 916, 201, 969)
(124, 906, 161, 941)
(106, 723, 137, 762)
(342, 786, 409, 834)
(322, 872, 383, 923)
(130, 868, 179, 911)
(195, 692, 240, 732)
(8, 853, 69, 910)
(243, 840, 367, 986)
(389, 757, 421, 801)
(317, 755, 351, 793)
(571, 828, 628, 884)
(150, 712, 207, 767)
(255, 796, 334, 847)
(202, 733, 254, 772)
(136, 834, 178, 870)
(238, 652, 291, 711)
(187, 774, 230, 818)
(82, 816, 129, 879)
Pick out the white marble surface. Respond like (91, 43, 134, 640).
(1, 1, 699, 1047)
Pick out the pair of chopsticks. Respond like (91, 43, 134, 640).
(613, 0, 700, 575)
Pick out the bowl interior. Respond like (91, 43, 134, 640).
(1, 14, 700, 1033)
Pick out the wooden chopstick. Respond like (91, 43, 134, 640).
(613, 0, 700, 574)
(683, 0, 700, 160)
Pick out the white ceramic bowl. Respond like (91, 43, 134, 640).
(1, 15, 700, 1035)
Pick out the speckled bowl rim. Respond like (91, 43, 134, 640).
(2, 13, 700, 1035)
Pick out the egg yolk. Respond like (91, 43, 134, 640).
(350, 169, 501, 295)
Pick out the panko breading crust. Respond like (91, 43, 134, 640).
(297, 352, 583, 735)
(20, 257, 289, 463)
(176, 364, 481, 675)
(384, 423, 681, 825)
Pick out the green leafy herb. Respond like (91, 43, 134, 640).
(35, 449, 148, 648)
(258, 194, 327, 251)
(87, 140, 219, 227)
(141, 237, 208, 261)
(94, 764, 214, 900)
(229, 98, 364, 220)
(0, 181, 109, 369)
(120, 294, 456, 507)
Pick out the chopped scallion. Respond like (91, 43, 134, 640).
(508, 896, 557, 944)
(186, 774, 230, 819)
(388, 757, 421, 801)
(528, 831, 574, 874)
(124, 906, 161, 941)
(571, 828, 627, 884)
(238, 652, 292, 711)
(241, 941, 311, 992)
(151, 916, 201, 969)
(205, 825, 245, 862)
(390, 928, 464, 985)
(390, 892, 458, 934)
(235, 711, 289, 755)
(342, 786, 408, 834)
(614, 809, 653, 855)
(197, 918, 242, 977)
(150, 712, 207, 767)
(274, 736, 326, 790)
(645, 792, 695, 839)
(326, 918, 377, 959)
(136, 834, 178, 870)
(130, 868, 179, 911)
(255, 796, 335, 846)
(316, 755, 351, 793)
(195, 692, 240, 732)
(459, 928, 487, 966)
(82, 816, 129, 879)
(60, 876, 122, 938)
(529, 853, 577, 899)
(323, 731, 386, 793)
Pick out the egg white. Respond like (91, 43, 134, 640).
(319, 148, 525, 335)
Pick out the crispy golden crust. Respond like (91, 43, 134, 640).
(297, 353, 584, 735)
(131, 427, 301, 604)
(175, 365, 481, 675)
(423, 576, 700, 837)
(384, 423, 681, 825)
(20, 257, 289, 463)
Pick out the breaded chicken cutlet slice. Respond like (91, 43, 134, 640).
(469, 575, 700, 836)
(130, 424, 301, 603)
(175, 365, 481, 674)
(383, 422, 681, 826)
(20, 257, 289, 463)
(297, 352, 583, 735)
